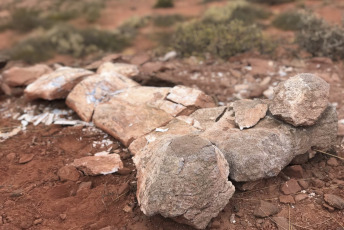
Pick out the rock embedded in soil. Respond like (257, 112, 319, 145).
(66, 64, 139, 122)
(18, 154, 34, 164)
(233, 99, 268, 130)
(24, 67, 93, 100)
(283, 165, 304, 179)
(134, 134, 235, 229)
(72, 153, 123, 176)
(295, 194, 308, 202)
(279, 195, 295, 204)
(57, 165, 80, 182)
(2, 64, 52, 87)
(201, 105, 337, 181)
(280, 179, 302, 195)
(327, 157, 339, 166)
(270, 73, 330, 126)
(254, 200, 280, 218)
(324, 194, 344, 209)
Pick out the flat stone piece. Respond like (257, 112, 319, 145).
(72, 154, 123, 176)
(66, 72, 139, 122)
(3, 64, 52, 87)
(270, 73, 330, 126)
(25, 67, 93, 100)
(254, 200, 279, 217)
(280, 179, 302, 195)
(167, 85, 215, 108)
(233, 99, 268, 130)
(134, 135, 235, 229)
(57, 165, 80, 182)
(18, 154, 34, 164)
(324, 194, 344, 210)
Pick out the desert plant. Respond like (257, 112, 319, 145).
(153, 14, 184, 27)
(296, 14, 344, 60)
(9, 8, 46, 32)
(154, 0, 174, 8)
(273, 11, 305, 30)
(173, 19, 273, 58)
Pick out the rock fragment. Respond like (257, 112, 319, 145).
(25, 67, 93, 100)
(134, 135, 235, 229)
(18, 154, 34, 164)
(72, 153, 123, 176)
(270, 73, 330, 126)
(96, 62, 139, 78)
(279, 195, 295, 204)
(272, 217, 294, 230)
(280, 179, 302, 195)
(66, 67, 139, 122)
(327, 157, 339, 166)
(283, 165, 304, 179)
(324, 194, 344, 210)
(57, 165, 80, 182)
(232, 99, 268, 130)
(2, 64, 52, 87)
(254, 201, 279, 217)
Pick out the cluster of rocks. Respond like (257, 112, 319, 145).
(0, 60, 339, 229)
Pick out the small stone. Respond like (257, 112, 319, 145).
(279, 195, 295, 204)
(59, 214, 67, 220)
(270, 73, 330, 126)
(232, 99, 268, 130)
(123, 204, 133, 213)
(327, 157, 339, 167)
(33, 218, 43, 225)
(72, 154, 123, 176)
(6, 153, 16, 161)
(211, 220, 221, 229)
(323, 203, 335, 212)
(117, 167, 132, 175)
(230, 214, 236, 224)
(290, 152, 309, 165)
(280, 179, 302, 195)
(324, 194, 344, 209)
(295, 194, 308, 202)
(283, 165, 304, 178)
(254, 200, 280, 217)
(77, 181, 92, 194)
(57, 165, 80, 182)
(18, 154, 34, 164)
(312, 179, 325, 188)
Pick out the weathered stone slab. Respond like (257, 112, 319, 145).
(96, 62, 139, 78)
(233, 99, 268, 130)
(134, 134, 235, 229)
(270, 73, 329, 126)
(25, 67, 93, 100)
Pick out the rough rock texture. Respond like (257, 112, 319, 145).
(270, 73, 330, 126)
(134, 135, 235, 229)
(66, 70, 139, 122)
(96, 62, 139, 78)
(2, 64, 52, 87)
(324, 194, 344, 210)
(57, 165, 80, 182)
(232, 99, 268, 130)
(72, 154, 123, 176)
(280, 179, 302, 195)
(166, 85, 215, 108)
(24, 67, 93, 100)
(93, 87, 173, 146)
(201, 105, 337, 181)
(254, 200, 280, 217)
(189, 106, 228, 130)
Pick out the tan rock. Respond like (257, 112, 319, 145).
(72, 153, 123, 176)
(189, 106, 228, 131)
(96, 62, 139, 78)
(270, 73, 330, 126)
(24, 67, 93, 100)
(166, 85, 215, 108)
(66, 72, 139, 122)
(233, 99, 268, 130)
(57, 165, 80, 182)
(2, 64, 52, 87)
(134, 134, 235, 229)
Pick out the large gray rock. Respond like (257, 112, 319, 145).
(25, 67, 93, 100)
(270, 73, 330, 126)
(202, 105, 337, 181)
(134, 135, 235, 229)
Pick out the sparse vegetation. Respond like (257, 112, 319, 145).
(173, 20, 274, 59)
(8, 8, 47, 32)
(273, 11, 305, 31)
(247, 0, 295, 5)
(9, 25, 131, 63)
(153, 14, 185, 27)
(296, 14, 344, 60)
(154, 0, 174, 8)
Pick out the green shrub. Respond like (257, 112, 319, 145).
(153, 14, 184, 27)
(173, 19, 273, 59)
(248, 0, 295, 5)
(154, 0, 174, 8)
(296, 14, 344, 60)
(273, 11, 305, 30)
(9, 25, 131, 63)
(202, 2, 270, 25)
(9, 8, 46, 32)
